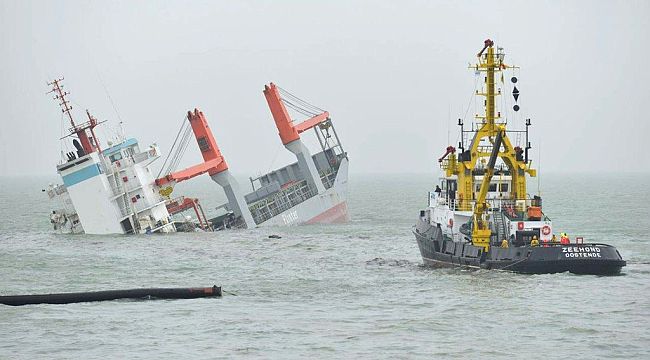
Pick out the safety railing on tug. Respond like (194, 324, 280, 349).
(429, 192, 549, 220)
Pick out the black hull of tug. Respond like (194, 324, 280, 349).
(414, 225, 625, 275)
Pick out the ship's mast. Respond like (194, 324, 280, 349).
(477, 40, 498, 131)
(48, 77, 102, 156)
(439, 39, 537, 251)
(48, 78, 76, 128)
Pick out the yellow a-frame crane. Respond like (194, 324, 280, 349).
(472, 129, 504, 250)
(440, 39, 537, 251)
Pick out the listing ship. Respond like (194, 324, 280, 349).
(45, 78, 176, 234)
(413, 40, 625, 275)
(154, 83, 349, 231)
(46, 79, 348, 234)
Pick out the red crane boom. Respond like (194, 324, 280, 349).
(155, 109, 228, 187)
(263, 83, 329, 145)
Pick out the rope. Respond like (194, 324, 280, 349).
(165, 123, 192, 175)
(276, 85, 328, 123)
(462, 74, 479, 124)
(455, 75, 480, 150)
(282, 95, 323, 115)
(96, 70, 125, 124)
(60, 113, 67, 159)
(500, 254, 529, 271)
(265, 143, 283, 174)
(157, 116, 189, 178)
(277, 85, 325, 114)
(282, 98, 319, 117)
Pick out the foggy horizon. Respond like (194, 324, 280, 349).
(1, 1, 649, 178)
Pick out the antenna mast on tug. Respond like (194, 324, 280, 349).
(438, 39, 537, 251)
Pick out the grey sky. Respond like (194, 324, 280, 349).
(1, 0, 648, 177)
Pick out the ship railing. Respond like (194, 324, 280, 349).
(434, 195, 549, 220)
(475, 145, 495, 155)
(319, 167, 338, 190)
(439, 158, 450, 170)
(442, 194, 520, 212)
(525, 242, 614, 248)
(432, 194, 476, 212)
(101, 155, 144, 194)
(131, 145, 160, 166)
(248, 179, 317, 224)
(132, 151, 152, 164)
(496, 199, 550, 221)
(429, 192, 466, 211)
(103, 159, 134, 218)
(103, 156, 137, 173)
(47, 184, 68, 199)
(106, 167, 125, 197)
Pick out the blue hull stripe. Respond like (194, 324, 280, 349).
(62, 164, 101, 187)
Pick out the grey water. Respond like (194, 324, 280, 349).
(1, 173, 649, 359)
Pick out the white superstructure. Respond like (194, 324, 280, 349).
(45, 78, 175, 234)
(427, 173, 552, 245)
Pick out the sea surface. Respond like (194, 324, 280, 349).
(0, 173, 649, 359)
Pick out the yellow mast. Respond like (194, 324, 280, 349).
(441, 39, 536, 251)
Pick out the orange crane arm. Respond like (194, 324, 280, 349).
(155, 109, 228, 186)
(438, 146, 456, 163)
(263, 83, 329, 145)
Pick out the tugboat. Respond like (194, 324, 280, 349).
(413, 40, 625, 275)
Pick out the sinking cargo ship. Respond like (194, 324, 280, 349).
(46, 79, 348, 234)
(155, 83, 349, 231)
(413, 40, 625, 275)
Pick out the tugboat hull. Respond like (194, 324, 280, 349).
(414, 225, 625, 275)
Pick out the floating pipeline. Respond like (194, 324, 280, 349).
(0, 285, 222, 306)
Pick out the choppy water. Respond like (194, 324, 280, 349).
(1, 173, 649, 359)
